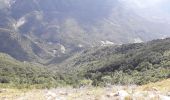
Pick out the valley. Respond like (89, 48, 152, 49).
(0, 38, 170, 88)
(0, 0, 170, 100)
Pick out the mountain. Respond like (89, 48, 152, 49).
(0, 0, 170, 63)
(54, 38, 170, 85)
(0, 26, 55, 63)
(0, 0, 170, 88)
(10, 0, 170, 44)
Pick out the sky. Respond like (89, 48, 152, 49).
(161, 1, 170, 13)
(0, 0, 169, 13)
(120, 0, 170, 22)
(0, 0, 169, 16)
(122, 0, 170, 13)
(0, 0, 12, 9)
(126, 0, 162, 8)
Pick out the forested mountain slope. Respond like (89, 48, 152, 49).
(54, 38, 170, 86)
(0, 38, 170, 87)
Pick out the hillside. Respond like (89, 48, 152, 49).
(54, 38, 170, 86)
(0, 38, 169, 88)
(0, 0, 170, 64)
(0, 0, 170, 99)
(0, 53, 62, 88)
(0, 14, 70, 64)
(0, 0, 170, 89)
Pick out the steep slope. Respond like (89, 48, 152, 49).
(0, 27, 55, 63)
(0, 29, 28, 61)
(0, 0, 170, 63)
(54, 38, 170, 85)
(0, 9, 60, 63)
(7, 0, 170, 50)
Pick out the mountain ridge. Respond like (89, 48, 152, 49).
(0, 0, 169, 63)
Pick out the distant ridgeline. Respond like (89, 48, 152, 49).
(0, 0, 170, 65)
(0, 38, 170, 88)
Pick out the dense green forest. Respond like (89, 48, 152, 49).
(0, 38, 170, 88)
(55, 38, 170, 86)
(0, 53, 64, 88)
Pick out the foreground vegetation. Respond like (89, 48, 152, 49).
(0, 53, 64, 88)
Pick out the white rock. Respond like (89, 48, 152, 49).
(47, 91, 57, 97)
(114, 90, 130, 100)
(60, 45, 66, 54)
(159, 95, 170, 100)
(133, 91, 144, 97)
(78, 44, 83, 48)
(16, 17, 26, 28)
(148, 93, 156, 98)
(47, 96, 53, 100)
(106, 93, 115, 97)
(134, 38, 143, 43)
(167, 92, 170, 96)
(52, 50, 57, 55)
(59, 91, 68, 96)
(117, 90, 129, 97)
(161, 35, 168, 39)
(101, 40, 114, 46)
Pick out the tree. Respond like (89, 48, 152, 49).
(135, 62, 153, 71)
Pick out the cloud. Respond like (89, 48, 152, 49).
(0, 0, 11, 9)
(0, 0, 15, 9)
(121, 0, 168, 9)
(131, 0, 161, 8)
(120, 0, 170, 22)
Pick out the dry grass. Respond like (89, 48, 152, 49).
(139, 79, 170, 92)
(0, 89, 45, 100)
(0, 89, 25, 100)
(0, 79, 170, 100)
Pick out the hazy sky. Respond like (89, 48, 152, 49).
(160, 1, 170, 13)
(0, 0, 169, 14)
(0, 0, 12, 9)
(127, 0, 162, 8)
(119, 0, 170, 22)
(122, 0, 170, 13)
